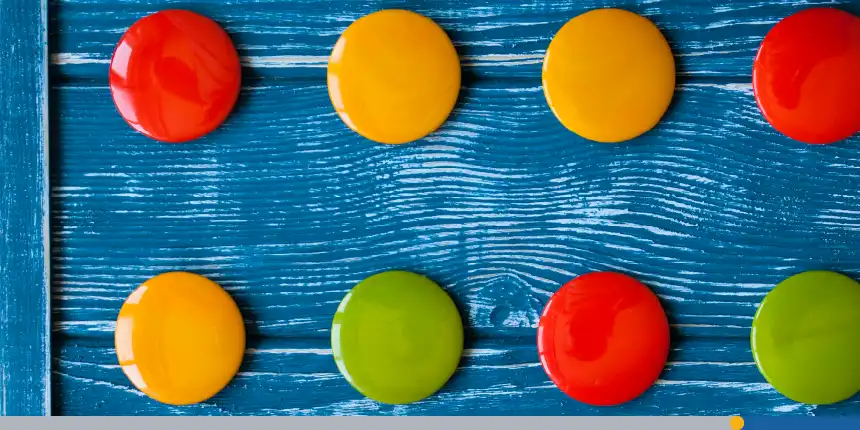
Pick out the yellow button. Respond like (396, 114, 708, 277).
(542, 9, 675, 143)
(114, 272, 245, 405)
(327, 9, 461, 144)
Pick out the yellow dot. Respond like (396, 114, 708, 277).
(542, 8, 675, 143)
(730, 416, 745, 430)
(114, 272, 246, 405)
(327, 9, 461, 144)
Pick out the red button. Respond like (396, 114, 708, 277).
(109, 10, 241, 143)
(752, 8, 860, 144)
(537, 272, 669, 406)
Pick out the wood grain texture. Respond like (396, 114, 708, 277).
(50, 0, 860, 79)
(51, 81, 860, 340)
(48, 0, 860, 416)
(0, 0, 50, 416)
(52, 337, 859, 416)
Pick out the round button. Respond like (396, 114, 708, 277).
(331, 271, 463, 404)
(752, 8, 860, 144)
(542, 9, 675, 143)
(110, 10, 241, 143)
(115, 272, 245, 405)
(751, 271, 860, 404)
(537, 272, 669, 406)
(327, 10, 461, 144)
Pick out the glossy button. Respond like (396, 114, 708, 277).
(751, 271, 860, 404)
(542, 9, 675, 143)
(115, 272, 245, 405)
(752, 8, 860, 144)
(537, 272, 669, 405)
(331, 271, 463, 404)
(110, 10, 241, 143)
(327, 10, 460, 144)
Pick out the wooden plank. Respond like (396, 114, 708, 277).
(52, 336, 855, 415)
(0, 0, 51, 416)
(51, 81, 860, 339)
(50, 0, 860, 79)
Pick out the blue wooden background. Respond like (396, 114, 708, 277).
(1, 0, 50, 416)
(41, 0, 860, 416)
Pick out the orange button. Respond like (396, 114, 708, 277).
(542, 9, 675, 143)
(327, 10, 461, 144)
(115, 272, 245, 405)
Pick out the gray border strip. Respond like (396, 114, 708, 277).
(0, 417, 732, 428)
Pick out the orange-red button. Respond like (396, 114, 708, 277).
(109, 10, 241, 143)
(537, 272, 669, 406)
(752, 8, 860, 144)
(115, 272, 245, 405)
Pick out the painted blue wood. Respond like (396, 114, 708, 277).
(47, 0, 860, 416)
(50, 0, 860, 79)
(51, 81, 860, 340)
(51, 337, 860, 415)
(0, 0, 51, 416)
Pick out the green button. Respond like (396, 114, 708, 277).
(331, 271, 464, 404)
(751, 271, 860, 404)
